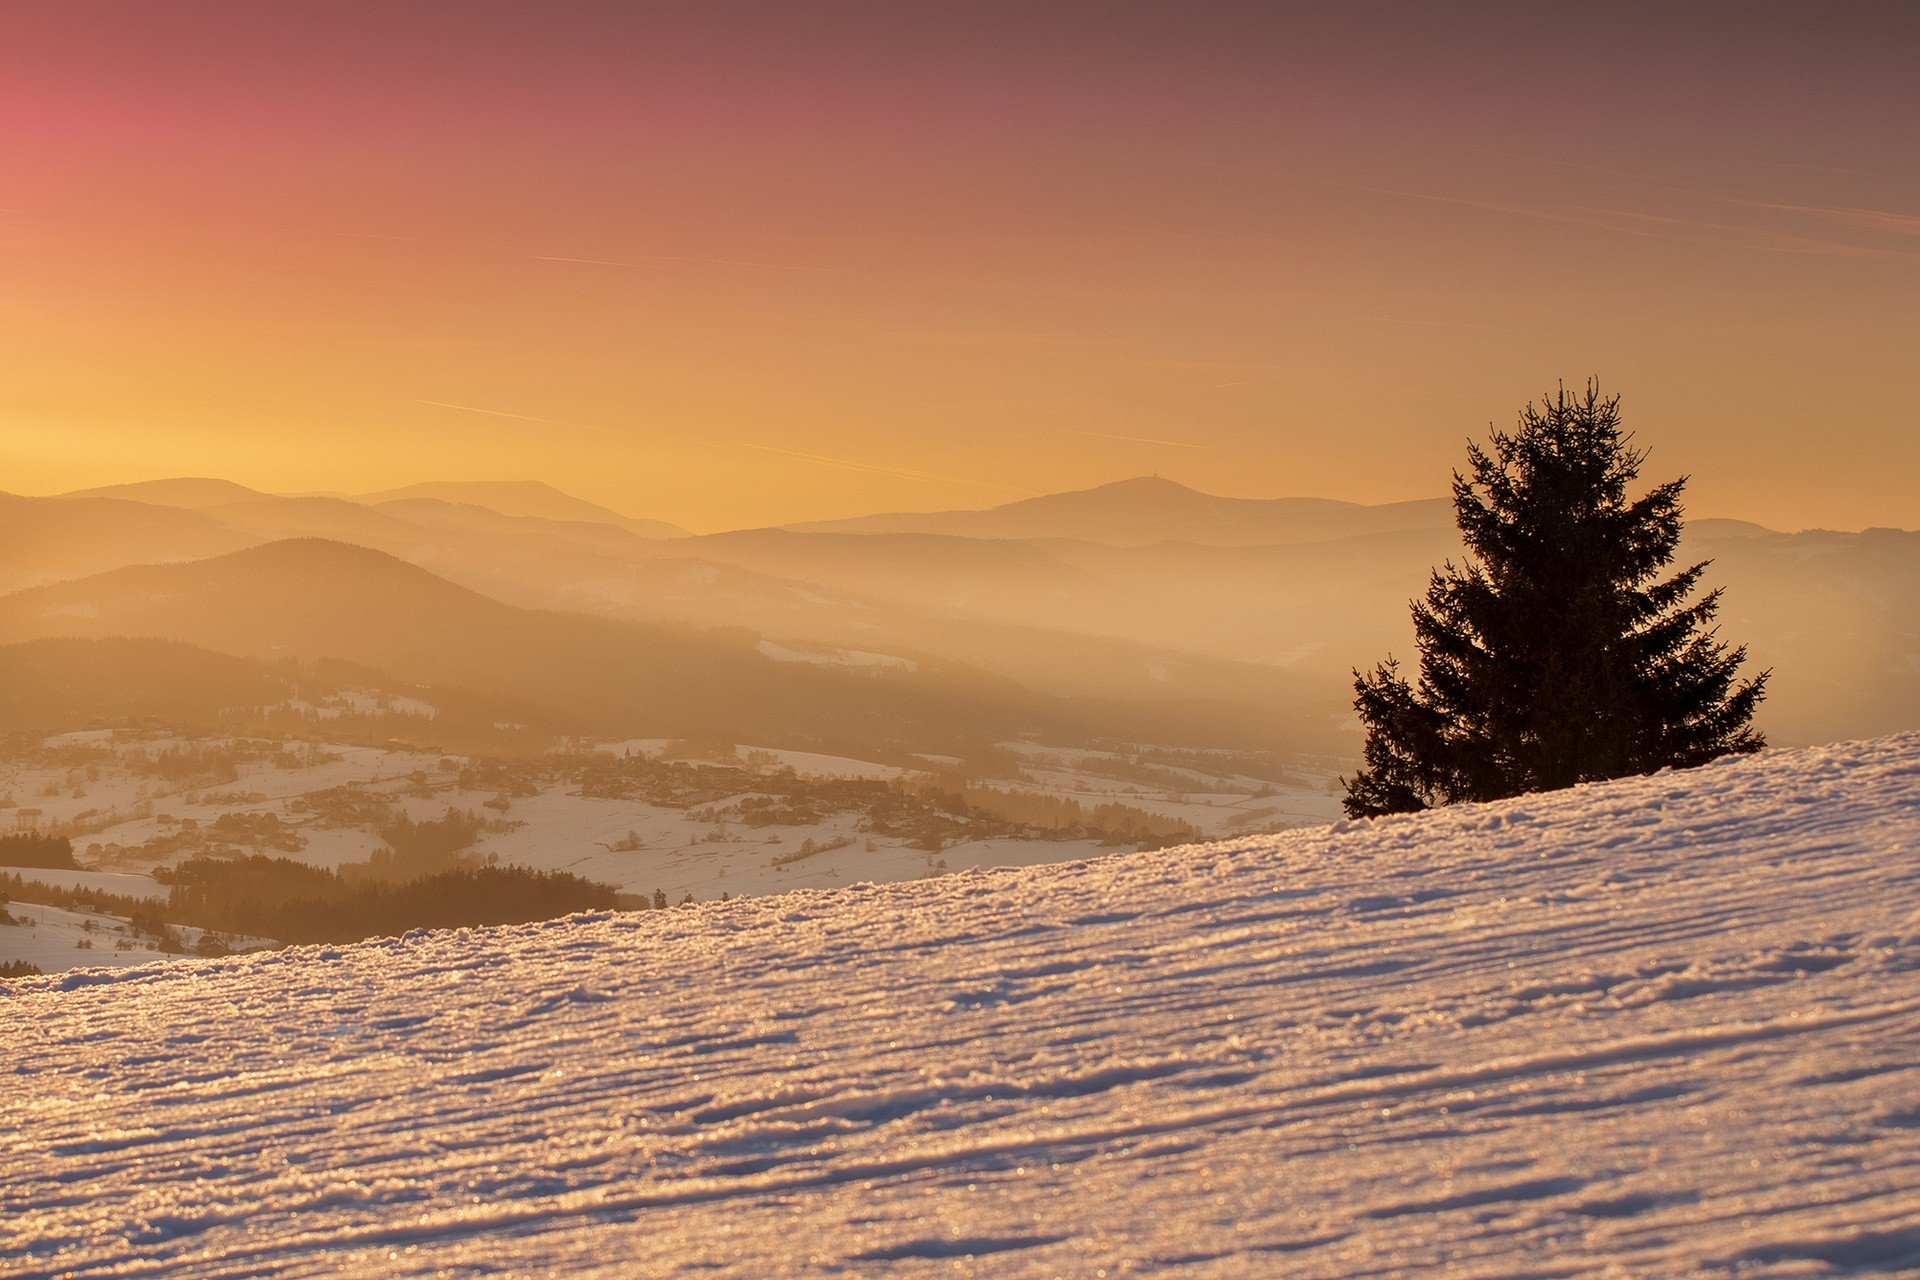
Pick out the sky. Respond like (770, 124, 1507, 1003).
(2, 1, 1916, 532)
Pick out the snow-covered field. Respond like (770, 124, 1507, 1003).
(7, 735, 1920, 1277)
(0, 903, 183, 972)
(2, 733, 1340, 975)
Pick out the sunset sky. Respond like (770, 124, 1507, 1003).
(3, 1, 1916, 532)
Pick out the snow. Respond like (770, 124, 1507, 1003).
(1, 735, 450, 843)
(748, 747, 902, 780)
(7, 734, 1920, 1276)
(592, 740, 903, 782)
(755, 640, 919, 672)
(0, 903, 177, 971)
(7, 732, 1326, 964)
(272, 690, 441, 720)
(0, 903, 259, 973)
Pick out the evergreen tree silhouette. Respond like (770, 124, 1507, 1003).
(1344, 383, 1767, 817)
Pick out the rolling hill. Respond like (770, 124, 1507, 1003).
(200, 495, 435, 548)
(0, 493, 263, 595)
(0, 539, 1103, 754)
(0, 490, 1350, 751)
(0, 637, 293, 731)
(7, 733, 1918, 1275)
(0, 635, 547, 748)
(355, 481, 689, 539)
(55, 477, 274, 509)
(371, 497, 671, 560)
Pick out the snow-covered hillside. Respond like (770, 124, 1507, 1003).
(3, 731, 1338, 978)
(7, 736, 1920, 1277)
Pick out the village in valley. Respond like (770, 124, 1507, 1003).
(1, 693, 1342, 974)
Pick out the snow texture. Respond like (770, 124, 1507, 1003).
(7, 735, 1920, 1277)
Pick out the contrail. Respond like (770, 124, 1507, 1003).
(1471, 149, 1720, 197)
(1067, 429, 1211, 449)
(1325, 180, 1920, 263)
(1735, 200, 1920, 239)
(533, 253, 837, 273)
(1471, 153, 1920, 243)
(736, 443, 1021, 493)
(531, 255, 651, 267)
(412, 399, 620, 436)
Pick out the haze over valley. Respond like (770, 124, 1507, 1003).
(5, 473, 1915, 756)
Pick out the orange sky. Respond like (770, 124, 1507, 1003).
(3, 2, 1917, 532)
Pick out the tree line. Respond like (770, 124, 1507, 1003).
(0, 833, 79, 870)
(154, 855, 624, 945)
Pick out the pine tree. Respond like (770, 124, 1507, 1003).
(1343, 383, 1767, 817)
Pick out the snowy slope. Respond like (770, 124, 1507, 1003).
(0, 903, 179, 973)
(7, 736, 1920, 1278)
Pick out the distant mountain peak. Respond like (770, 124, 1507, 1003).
(1094, 474, 1199, 492)
(57, 477, 273, 509)
(1065, 475, 1209, 502)
(119, 536, 474, 596)
(784, 477, 1451, 547)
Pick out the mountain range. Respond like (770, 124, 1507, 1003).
(4, 474, 1916, 754)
